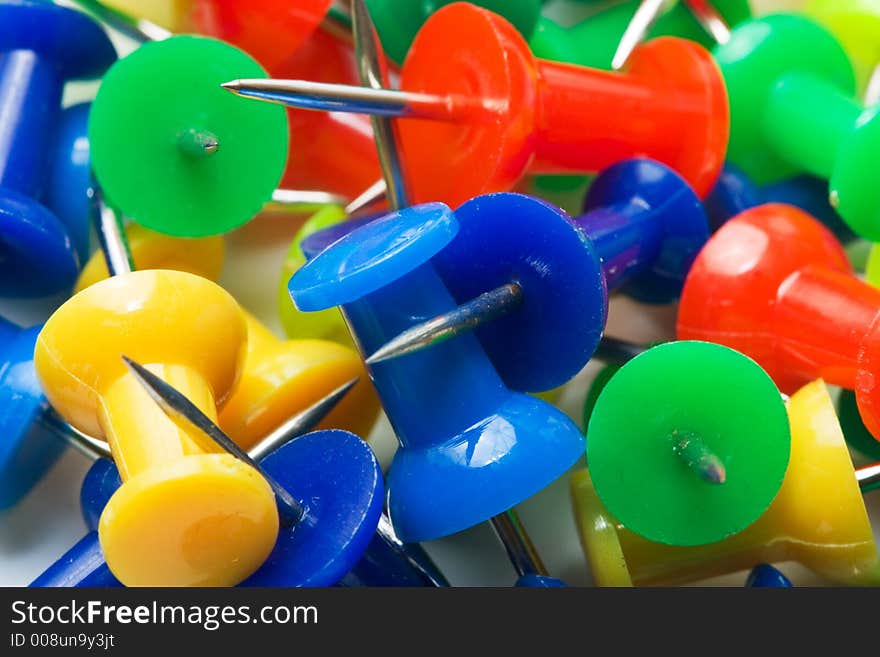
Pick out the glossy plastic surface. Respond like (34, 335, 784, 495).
(34, 270, 278, 586)
(40, 431, 384, 588)
(397, 4, 728, 207)
(102, 0, 193, 32)
(45, 103, 93, 264)
(191, 0, 332, 73)
(705, 164, 855, 242)
(289, 203, 584, 542)
(368, 0, 542, 64)
(529, 0, 750, 69)
(0, 3, 115, 296)
(577, 159, 708, 303)
(0, 319, 64, 509)
(715, 14, 880, 240)
(587, 341, 790, 546)
(74, 224, 225, 293)
(571, 380, 880, 586)
(89, 36, 288, 237)
(746, 564, 793, 588)
(218, 312, 379, 447)
(276, 27, 382, 200)
(433, 193, 604, 393)
(278, 205, 353, 345)
(678, 204, 880, 442)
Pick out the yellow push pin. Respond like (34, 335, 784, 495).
(572, 379, 880, 586)
(34, 270, 279, 586)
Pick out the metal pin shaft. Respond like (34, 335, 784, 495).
(682, 0, 731, 44)
(121, 355, 305, 524)
(490, 509, 549, 578)
(365, 282, 523, 365)
(221, 78, 463, 121)
(351, 0, 410, 210)
(611, 0, 674, 70)
(90, 187, 134, 277)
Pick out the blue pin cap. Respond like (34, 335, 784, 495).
(745, 564, 793, 588)
(292, 203, 456, 312)
(580, 158, 709, 304)
(433, 193, 605, 393)
(0, 1, 116, 80)
(0, 318, 65, 509)
(67, 430, 383, 587)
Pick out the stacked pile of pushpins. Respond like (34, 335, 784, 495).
(1, 0, 879, 588)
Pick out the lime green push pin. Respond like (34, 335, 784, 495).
(714, 14, 880, 240)
(89, 35, 289, 237)
(586, 341, 790, 547)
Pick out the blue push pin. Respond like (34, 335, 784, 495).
(705, 163, 855, 242)
(745, 564, 793, 588)
(0, 315, 108, 509)
(41, 448, 448, 588)
(0, 2, 116, 296)
(363, 159, 709, 392)
(289, 202, 586, 542)
(32, 366, 385, 588)
(45, 102, 94, 264)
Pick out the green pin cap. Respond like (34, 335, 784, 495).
(586, 341, 790, 547)
(89, 35, 288, 237)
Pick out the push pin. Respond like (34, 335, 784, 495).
(612, 0, 732, 70)
(572, 377, 880, 585)
(531, 0, 749, 70)
(0, 2, 116, 296)
(89, 34, 288, 237)
(677, 204, 880, 443)
(76, 0, 384, 202)
(714, 14, 880, 239)
(74, 212, 380, 443)
(288, 201, 585, 541)
(745, 564, 792, 588)
(224, 2, 729, 206)
(365, 159, 709, 389)
(33, 270, 280, 586)
(587, 341, 790, 547)
(31, 379, 360, 587)
(705, 163, 855, 242)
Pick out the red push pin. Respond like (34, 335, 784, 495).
(678, 203, 880, 441)
(223, 2, 729, 207)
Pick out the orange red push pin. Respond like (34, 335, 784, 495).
(224, 2, 729, 207)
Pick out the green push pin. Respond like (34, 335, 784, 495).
(89, 35, 289, 237)
(586, 341, 790, 547)
(714, 14, 880, 240)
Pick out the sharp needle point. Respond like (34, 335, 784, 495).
(249, 377, 360, 462)
(365, 282, 523, 365)
(220, 77, 457, 120)
(120, 355, 305, 524)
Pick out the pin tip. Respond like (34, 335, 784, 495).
(221, 80, 241, 92)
